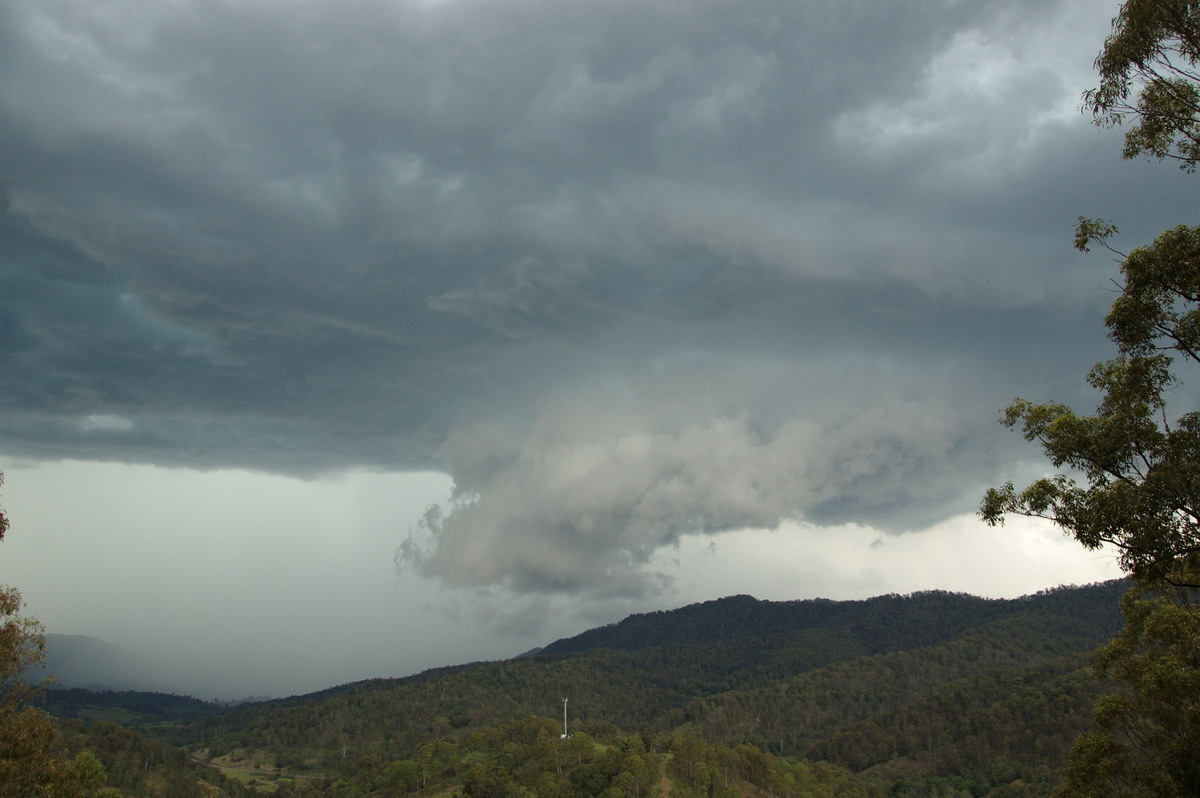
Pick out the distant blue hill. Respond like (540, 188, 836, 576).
(36, 634, 173, 693)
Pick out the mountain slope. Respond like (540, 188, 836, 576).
(539, 582, 1127, 656)
(40, 581, 1128, 796)
(157, 580, 1125, 792)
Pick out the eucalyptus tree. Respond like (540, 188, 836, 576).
(1053, 570, 1200, 797)
(981, 222, 1200, 588)
(982, 0, 1200, 587)
(1086, 0, 1200, 170)
(980, 3, 1200, 794)
(1, 473, 96, 796)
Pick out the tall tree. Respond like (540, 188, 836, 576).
(1086, 0, 1200, 170)
(982, 3, 1200, 584)
(1053, 562, 1200, 797)
(980, 222, 1200, 586)
(0, 474, 86, 796)
(983, 3, 1200, 794)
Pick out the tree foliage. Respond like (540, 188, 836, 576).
(0, 473, 8, 543)
(56, 719, 251, 798)
(1085, 0, 1200, 169)
(1054, 563, 1200, 797)
(987, 7, 1200, 790)
(0, 586, 45, 720)
(0, 474, 113, 797)
(981, 223, 1200, 586)
(1, 473, 67, 795)
(979, 220, 1200, 794)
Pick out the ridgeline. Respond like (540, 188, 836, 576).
(43, 580, 1128, 797)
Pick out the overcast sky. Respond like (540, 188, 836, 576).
(0, 0, 1176, 699)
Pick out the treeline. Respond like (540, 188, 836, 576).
(539, 583, 1126, 657)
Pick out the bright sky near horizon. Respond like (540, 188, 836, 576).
(0, 0, 1167, 698)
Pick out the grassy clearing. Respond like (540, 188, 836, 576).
(214, 765, 278, 792)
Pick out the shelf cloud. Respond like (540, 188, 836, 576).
(0, 0, 1179, 603)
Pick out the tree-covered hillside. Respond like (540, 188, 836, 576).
(99, 581, 1126, 796)
(539, 583, 1126, 657)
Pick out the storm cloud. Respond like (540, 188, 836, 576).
(0, 0, 1182, 600)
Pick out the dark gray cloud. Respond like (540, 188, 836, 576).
(0, 0, 1179, 595)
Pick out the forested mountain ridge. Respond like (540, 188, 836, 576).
(652, 611, 1114, 751)
(40, 688, 226, 726)
(538, 581, 1128, 656)
(108, 580, 1130, 796)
